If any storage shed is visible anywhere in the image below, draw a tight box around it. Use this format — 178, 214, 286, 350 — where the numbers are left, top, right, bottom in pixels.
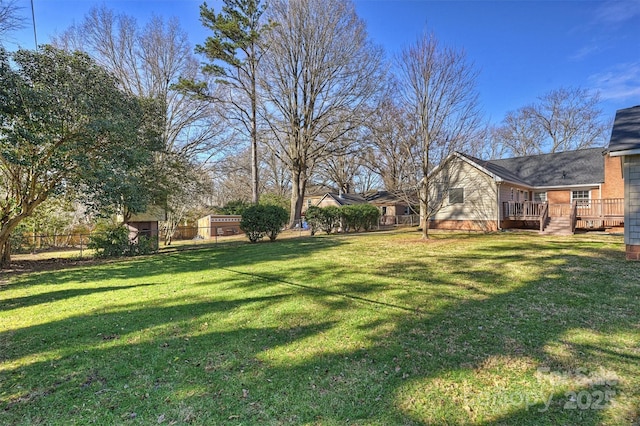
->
197, 215, 243, 239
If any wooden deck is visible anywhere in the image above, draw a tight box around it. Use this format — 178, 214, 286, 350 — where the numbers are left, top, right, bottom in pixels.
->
502, 199, 624, 231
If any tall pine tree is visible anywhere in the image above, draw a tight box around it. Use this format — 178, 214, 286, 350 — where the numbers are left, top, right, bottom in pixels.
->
197, 0, 270, 204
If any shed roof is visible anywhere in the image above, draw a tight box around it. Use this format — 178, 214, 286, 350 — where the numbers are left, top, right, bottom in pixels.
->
608, 105, 640, 154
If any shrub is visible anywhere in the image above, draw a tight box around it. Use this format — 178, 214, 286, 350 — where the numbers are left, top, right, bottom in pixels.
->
331, 204, 383, 233
359, 204, 381, 231
263, 205, 289, 241
88, 224, 130, 257
239, 206, 265, 243
304, 206, 323, 236
240, 204, 289, 243
320, 206, 341, 234
88, 223, 157, 257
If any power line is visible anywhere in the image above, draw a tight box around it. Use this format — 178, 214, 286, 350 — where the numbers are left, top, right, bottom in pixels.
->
30, 0, 37, 49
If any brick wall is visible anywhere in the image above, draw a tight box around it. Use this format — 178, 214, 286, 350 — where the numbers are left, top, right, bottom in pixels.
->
625, 155, 640, 260
547, 190, 570, 204
602, 153, 625, 199
428, 219, 498, 232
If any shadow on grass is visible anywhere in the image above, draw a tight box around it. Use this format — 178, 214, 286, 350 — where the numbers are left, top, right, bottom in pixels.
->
0, 283, 157, 313
1, 233, 638, 424
0, 236, 344, 301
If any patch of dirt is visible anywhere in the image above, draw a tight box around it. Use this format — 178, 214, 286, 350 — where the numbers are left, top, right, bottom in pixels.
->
0, 257, 106, 284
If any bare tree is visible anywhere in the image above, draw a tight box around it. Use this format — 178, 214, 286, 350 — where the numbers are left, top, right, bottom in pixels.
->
364, 88, 420, 192
260, 140, 291, 198
53, 6, 230, 241
53, 7, 223, 160
0, 0, 25, 44
494, 87, 610, 156
260, 0, 384, 226
396, 31, 482, 239
208, 148, 254, 206
492, 109, 545, 157
315, 125, 370, 194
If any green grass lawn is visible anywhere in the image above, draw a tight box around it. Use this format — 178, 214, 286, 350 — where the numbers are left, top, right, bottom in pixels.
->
1, 229, 639, 425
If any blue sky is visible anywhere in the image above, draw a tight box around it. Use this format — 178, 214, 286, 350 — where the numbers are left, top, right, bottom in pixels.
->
5, 0, 640, 125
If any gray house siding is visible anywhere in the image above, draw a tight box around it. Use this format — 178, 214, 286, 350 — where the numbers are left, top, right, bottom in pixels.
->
625, 156, 640, 244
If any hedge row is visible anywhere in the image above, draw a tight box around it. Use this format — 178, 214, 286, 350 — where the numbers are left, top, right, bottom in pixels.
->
305, 204, 380, 235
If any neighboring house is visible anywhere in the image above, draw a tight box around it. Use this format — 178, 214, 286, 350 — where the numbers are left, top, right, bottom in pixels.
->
301, 184, 337, 214
427, 147, 624, 234
607, 105, 640, 260
364, 190, 416, 226
315, 192, 368, 208
305, 191, 418, 226
197, 215, 243, 238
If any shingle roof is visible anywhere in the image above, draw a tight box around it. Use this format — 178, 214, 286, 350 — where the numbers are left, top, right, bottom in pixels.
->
364, 190, 407, 205
324, 192, 367, 206
608, 105, 640, 153
461, 147, 606, 187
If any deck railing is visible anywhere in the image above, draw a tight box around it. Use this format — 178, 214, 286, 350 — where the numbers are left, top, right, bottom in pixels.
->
502, 201, 546, 219
574, 198, 624, 219
503, 198, 624, 232
548, 203, 573, 217
570, 201, 578, 233
539, 202, 549, 232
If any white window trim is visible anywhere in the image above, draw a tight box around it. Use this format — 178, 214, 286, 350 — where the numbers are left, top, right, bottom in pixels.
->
571, 190, 591, 207
534, 191, 547, 202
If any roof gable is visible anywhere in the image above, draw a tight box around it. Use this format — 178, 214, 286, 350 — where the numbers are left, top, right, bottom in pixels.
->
320, 192, 367, 206
608, 105, 640, 154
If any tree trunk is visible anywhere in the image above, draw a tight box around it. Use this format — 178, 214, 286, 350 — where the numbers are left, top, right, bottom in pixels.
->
289, 169, 306, 228
250, 71, 260, 205
419, 180, 429, 239
0, 237, 11, 269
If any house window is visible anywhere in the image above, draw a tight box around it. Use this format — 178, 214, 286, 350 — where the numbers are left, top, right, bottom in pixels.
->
571, 190, 590, 207
404, 206, 411, 215
449, 188, 464, 204
381, 206, 387, 216
534, 192, 547, 202
307, 199, 312, 208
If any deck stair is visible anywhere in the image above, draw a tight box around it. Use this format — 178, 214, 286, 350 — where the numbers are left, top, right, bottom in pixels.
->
540, 216, 573, 235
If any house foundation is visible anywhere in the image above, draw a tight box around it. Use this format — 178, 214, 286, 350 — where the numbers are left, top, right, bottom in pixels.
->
428, 219, 498, 232
626, 245, 640, 261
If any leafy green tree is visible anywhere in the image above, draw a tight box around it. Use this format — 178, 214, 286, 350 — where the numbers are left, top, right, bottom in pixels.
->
196, 0, 271, 205
0, 46, 161, 267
